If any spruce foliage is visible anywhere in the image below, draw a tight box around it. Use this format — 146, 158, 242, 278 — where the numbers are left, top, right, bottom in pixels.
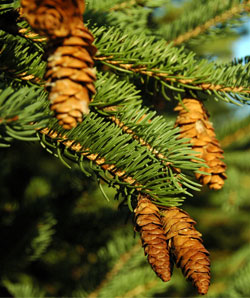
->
1, 0, 250, 296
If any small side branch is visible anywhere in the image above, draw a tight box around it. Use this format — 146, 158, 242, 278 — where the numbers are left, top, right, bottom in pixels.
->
109, 0, 142, 11
0, 116, 19, 124
40, 127, 141, 189
221, 123, 250, 148
109, 115, 179, 171
88, 242, 141, 298
95, 57, 250, 95
122, 279, 159, 297
173, 1, 250, 46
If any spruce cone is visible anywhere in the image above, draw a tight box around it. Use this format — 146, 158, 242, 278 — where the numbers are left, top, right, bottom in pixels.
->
134, 195, 173, 282
21, 0, 85, 38
161, 207, 210, 295
174, 98, 227, 190
21, 0, 97, 129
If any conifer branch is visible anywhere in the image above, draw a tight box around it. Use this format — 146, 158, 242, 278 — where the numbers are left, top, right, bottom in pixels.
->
2, 0, 250, 296
39, 127, 139, 186
18, 27, 47, 43
220, 123, 250, 148
107, 112, 202, 191
108, 114, 182, 174
36, 80, 200, 204
39, 125, 187, 206
86, 0, 125, 11
95, 56, 250, 97
172, 1, 250, 46
0, 7, 47, 43
0, 115, 19, 124
0, 86, 49, 145
0, 30, 46, 85
0, 71, 200, 199
92, 27, 250, 103
86, 0, 162, 12
1, 69, 43, 84
92, 76, 203, 189
109, 0, 142, 11
122, 279, 159, 297
88, 242, 141, 298
154, 0, 250, 45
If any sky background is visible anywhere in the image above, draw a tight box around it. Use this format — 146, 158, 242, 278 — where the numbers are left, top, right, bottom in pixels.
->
233, 19, 250, 58
232, 19, 250, 117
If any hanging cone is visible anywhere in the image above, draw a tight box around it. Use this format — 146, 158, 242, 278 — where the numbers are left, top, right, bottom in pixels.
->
21, 0, 97, 130
21, 0, 85, 38
161, 207, 210, 295
174, 98, 227, 190
134, 194, 173, 282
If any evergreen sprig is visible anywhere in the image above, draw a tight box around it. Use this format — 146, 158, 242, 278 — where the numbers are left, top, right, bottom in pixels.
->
219, 115, 250, 149
1, 0, 250, 296
36, 69, 204, 207
0, 30, 46, 85
39, 116, 192, 207
86, 231, 159, 298
0, 0, 19, 14
227, 253, 250, 297
154, 0, 250, 44
0, 86, 49, 146
3, 280, 46, 298
28, 212, 57, 262
86, 0, 126, 12
86, 0, 166, 12
92, 25, 250, 103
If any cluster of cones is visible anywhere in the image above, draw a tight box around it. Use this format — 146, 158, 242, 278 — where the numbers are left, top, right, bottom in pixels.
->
135, 194, 210, 295
174, 98, 227, 190
21, 0, 96, 129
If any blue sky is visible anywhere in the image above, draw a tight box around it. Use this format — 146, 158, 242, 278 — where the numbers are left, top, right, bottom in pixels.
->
233, 19, 250, 58
232, 19, 250, 117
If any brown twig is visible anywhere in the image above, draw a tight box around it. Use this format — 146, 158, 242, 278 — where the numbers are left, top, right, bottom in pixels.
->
108, 115, 180, 172
95, 56, 250, 94
18, 28, 47, 42
0, 116, 19, 124
0, 66, 43, 84
121, 279, 159, 297
109, 0, 141, 11
40, 127, 140, 187
88, 242, 141, 298
220, 123, 250, 148
173, 1, 250, 46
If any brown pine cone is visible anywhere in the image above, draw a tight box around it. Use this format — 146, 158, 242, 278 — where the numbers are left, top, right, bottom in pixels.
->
161, 207, 210, 295
174, 98, 227, 190
134, 195, 173, 282
21, 0, 85, 38
45, 20, 96, 129
21, 0, 97, 129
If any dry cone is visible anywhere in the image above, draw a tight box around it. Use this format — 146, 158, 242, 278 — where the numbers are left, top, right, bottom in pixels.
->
135, 195, 173, 282
161, 207, 210, 295
21, 0, 97, 129
174, 98, 227, 190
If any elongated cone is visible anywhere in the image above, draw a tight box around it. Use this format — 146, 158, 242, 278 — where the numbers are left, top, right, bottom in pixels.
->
161, 207, 210, 295
21, 0, 85, 38
174, 98, 227, 190
21, 0, 96, 129
134, 195, 173, 282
